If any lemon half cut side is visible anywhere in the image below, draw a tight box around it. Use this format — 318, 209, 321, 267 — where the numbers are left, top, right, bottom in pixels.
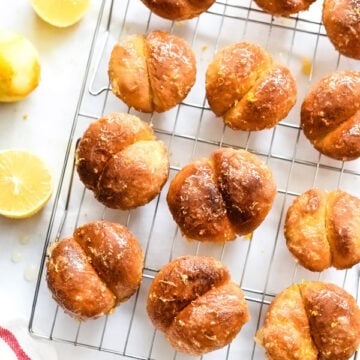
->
30, 0, 91, 28
0, 149, 53, 219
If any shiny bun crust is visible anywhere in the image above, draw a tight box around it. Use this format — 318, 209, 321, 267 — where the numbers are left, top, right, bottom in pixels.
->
76, 112, 169, 210
254, 0, 316, 16
205, 41, 297, 131
146, 255, 250, 355
166, 147, 277, 242
322, 0, 360, 60
108, 30, 196, 113
140, 0, 215, 20
256, 281, 360, 360
284, 188, 360, 271
301, 70, 360, 161
46, 221, 144, 320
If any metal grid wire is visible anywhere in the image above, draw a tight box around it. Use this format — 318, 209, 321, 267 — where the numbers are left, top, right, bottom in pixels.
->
29, 0, 360, 359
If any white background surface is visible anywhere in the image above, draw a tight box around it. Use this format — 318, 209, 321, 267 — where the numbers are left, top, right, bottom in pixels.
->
0, 1, 124, 358
1, 1, 360, 360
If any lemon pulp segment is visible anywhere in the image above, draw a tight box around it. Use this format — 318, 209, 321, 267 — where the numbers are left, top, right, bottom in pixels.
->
0, 150, 53, 218
30, 0, 91, 27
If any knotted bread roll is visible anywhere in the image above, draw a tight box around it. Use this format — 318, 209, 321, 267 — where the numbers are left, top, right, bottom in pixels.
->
147, 255, 250, 355
108, 30, 196, 113
46, 221, 144, 320
140, 0, 215, 20
205, 41, 297, 131
284, 188, 360, 271
76, 112, 169, 210
166, 147, 277, 242
301, 70, 360, 161
254, 0, 317, 16
256, 281, 360, 360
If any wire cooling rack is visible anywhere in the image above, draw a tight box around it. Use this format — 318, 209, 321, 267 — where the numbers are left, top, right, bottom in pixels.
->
29, 0, 360, 359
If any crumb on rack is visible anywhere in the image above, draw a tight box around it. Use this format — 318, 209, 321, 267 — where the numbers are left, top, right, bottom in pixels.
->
302, 57, 312, 76
243, 233, 252, 240
201, 45, 208, 52
22, 114, 28, 120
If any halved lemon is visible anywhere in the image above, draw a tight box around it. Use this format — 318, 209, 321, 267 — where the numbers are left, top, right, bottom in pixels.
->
30, 0, 91, 28
0, 31, 41, 102
0, 149, 53, 219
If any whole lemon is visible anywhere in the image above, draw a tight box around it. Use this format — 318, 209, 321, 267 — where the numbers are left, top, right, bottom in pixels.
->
30, 0, 91, 28
0, 31, 41, 102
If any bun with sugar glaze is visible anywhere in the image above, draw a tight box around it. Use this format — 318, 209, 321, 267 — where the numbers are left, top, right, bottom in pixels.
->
147, 255, 250, 355
167, 147, 277, 242
46, 221, 144, 320
108, 30, 196, 113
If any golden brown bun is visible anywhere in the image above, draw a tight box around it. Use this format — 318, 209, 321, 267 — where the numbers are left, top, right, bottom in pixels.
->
166, 147, 277, 242
322, 0, 360, 60
76, 112, 154, 191
140, 0, 215, 20
76, 112, 169, 210
46, 238, 116, 321
256, 284, 318, 359
285, 188, 331, 272
301, 70, 360, 161
108, 30, 196, 113
46, 221, 144, 320
254, 0, 316, 16
73, 221, 144, 303
326, 190, 360, 269
256, 281, 360, 360
285, 188, 360, 271
167, 157, 236, 242
146, 255, 250, 355
96, 140, 169, 209
205, 42, 297, 131
300, 281, 360, 360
